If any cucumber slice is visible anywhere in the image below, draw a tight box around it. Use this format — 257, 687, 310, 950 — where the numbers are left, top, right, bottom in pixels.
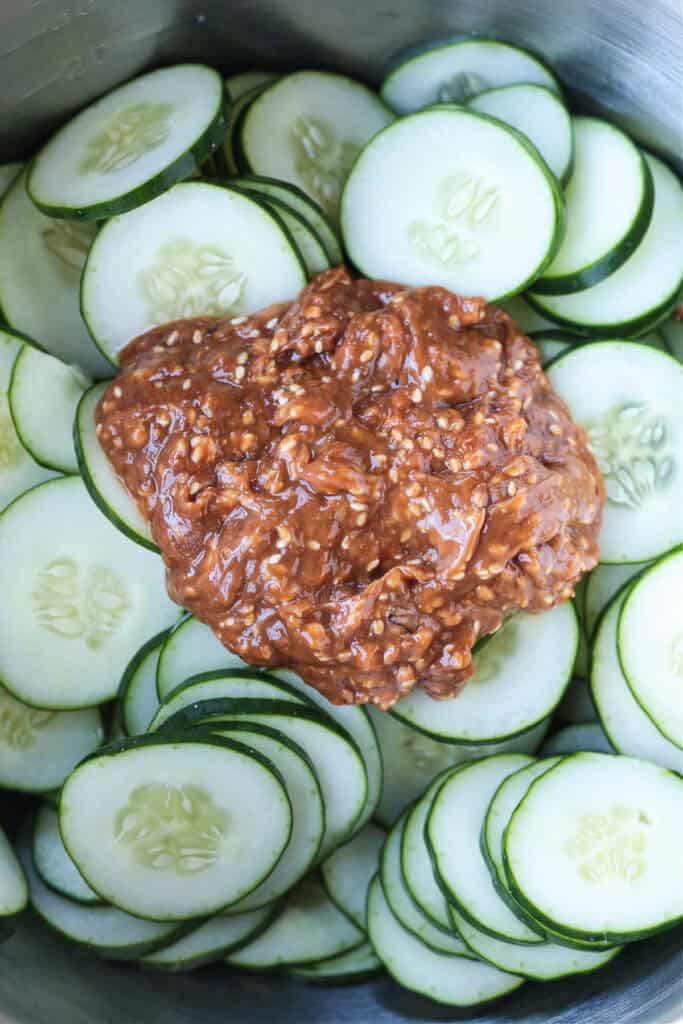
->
226, 71, 280, 101
541, 723, 614, 756
16, 823, 183, 958
367, 876, 524, 1006
369, 705, 548, 827
162, 698, 368, 858
75, 382, 156, 551
236, 188, 330, 276
591, 587, 683, 773
547, 342, 683, 563
391, 603, 578, 742
528, 328, 581, 368
497, 294, 555, 333
227, 873, 364, 968
555, 678, 598, 724
427, 755, 544, 944
505, 752, 683, 942
157, 614, 247, 700
32, 804, 100, 904
381, 813, 472, 956
28, 64, 228, 220
239, 71, 393, 218
289, 939, 380, 982
212, 722, 324, 911
483, 758, 561, 912
119, 631, 167, 736
0, 685, 102, 791
0, 172, 110, 378
381, 38, 560, 113
469, 84, 573, 185
618, 549, 683, 748
150, 669, 307, 732
342, 107, 563, 301
584, 561, 649, 640
321, 822, 385, 929
9, 344, 89, 474
534, 119, 654, 294
81, 182, 306, 365
0, 162, 22, 198
0, 330, 56, 512
60, 735, 292, 921
401, 770, 460, 932
529, 154, 683, 336
661, 316, 683, 362
0, 825, 28, 931
272, 668, 382, 831
0, 475, 179, 708
451, 906, 620, 981
234, 175, 343, 265
141, 903, 277, 971
223, 81, 276, 175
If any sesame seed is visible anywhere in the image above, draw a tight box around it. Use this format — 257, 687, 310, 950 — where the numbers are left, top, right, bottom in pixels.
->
182, 379, 192, 391
371, 619, 384, 635
268, 554, 282, 565
266, 317, 279, 329
436, 415, 449, 429
349, 500, 367, 512
192, 329, 202, 345
314, 340, 324, 353
448, 314, 460, 329
113, 385, 123, 399
400, 528, 412, 543
406, 483, 422, 497
351, 368, 361, 383
235, 365, 246, 382
360, 349, 373, 364
422, 366, 434, 383
419, 436, 433, 451
341, 535, 351, 550
411, 388, 423, 404
321, 375, 332, 384
231, 315, 247, 325
366, 558, 380, 572
307, 539, 321, 551
401, 438, 415, 452
508, 482, 517, 496
549, 423, 562, 436
356, 512, 368, 527
432, 447, 445, 459
236, 351, 248, 365
189, 481, 201, 496
166, 330, 179, 347
153, 344, 165, 353
447, 457, 461, 473
513, 359, 524, 370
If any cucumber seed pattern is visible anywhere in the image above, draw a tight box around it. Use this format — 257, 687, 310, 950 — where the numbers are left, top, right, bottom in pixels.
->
0, 398, 22, 473
41, 219, 96, 284
32, 558, 130, 648
409, 171, 501, 269
138, 239, 247, 323
0, 687, 55, 750
437, 72, 489, 104
564, 803, 650, 883
115, 783, 229, 873
80, 102, 174, 174
585, 402, 673, 509
291, 115, 359, 215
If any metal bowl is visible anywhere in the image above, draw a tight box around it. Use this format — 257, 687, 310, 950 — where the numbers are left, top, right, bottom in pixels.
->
0, 1, 681, 1021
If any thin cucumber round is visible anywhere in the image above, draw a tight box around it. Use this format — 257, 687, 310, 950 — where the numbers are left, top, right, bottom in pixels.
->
391, 603, 578, 742
229, 186, 330, 276
210, 723, 324, 912
32, 804, 100, 905
141, 903, 277, 971
534, 118, 654, 294
80, 182, 306, 365
226, 873, 364, 969
161, 697, 368, 858
0, 825, 28, 934
367, 876, 524, 1007
223, 82, 274, 175
60, 735, 292, 921
226, 71, 280, 102
505, 753, 683, 943
233, 175, 343, 265
591, 586, 683, 772
400, 770, 460, 932
380, 813, 473, 956
0, 685, 103, 792
150, 669, 307, 732
451, 906, 620, 981
0, 476, 179, 708
118, 630, 167, 737
321, 821, 385, 930
272, 668, 382, 831
426, 755, 544, 945
547, 342, 683, 563
369, 705, 548, 827
661, 316, 683, 362
16, 823, 184, 958
0, 162, 22, 198
469, 84, 573, 185
528, 328, 580, 367
0, 172, 110, 378
156, 614, 247, 700
9, 344, 89, 474
240, 71, 393, 219
0, 330, 56, 512
28, 64, 228, 220
583, 561, 649, 641
381, 38, 560, 113
541, 723, 614, 756
618, 549, 683, 748
75, 382, 156, 551
529, 154, 683, 336
342, 106, 563, 301
288, 940, 381, 983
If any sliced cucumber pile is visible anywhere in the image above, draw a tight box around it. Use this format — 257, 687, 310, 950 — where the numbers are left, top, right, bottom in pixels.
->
321, 822, 385, 929
32, 803, 100, 904
381, 38, 561, 113
141, 903, 277, 971
541, 722, 614, 756
156, 615, 248, 700
288, 940, 381, 983
118, 631, 168, 736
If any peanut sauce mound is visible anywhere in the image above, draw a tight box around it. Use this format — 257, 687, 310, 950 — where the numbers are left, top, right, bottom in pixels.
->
97, 269, 604, 709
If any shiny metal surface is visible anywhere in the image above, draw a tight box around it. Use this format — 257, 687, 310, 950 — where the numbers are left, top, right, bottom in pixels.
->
0, 1, 682, 1021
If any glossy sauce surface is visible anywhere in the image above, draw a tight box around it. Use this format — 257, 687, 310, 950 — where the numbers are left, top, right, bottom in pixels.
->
97, 269, 603, 708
